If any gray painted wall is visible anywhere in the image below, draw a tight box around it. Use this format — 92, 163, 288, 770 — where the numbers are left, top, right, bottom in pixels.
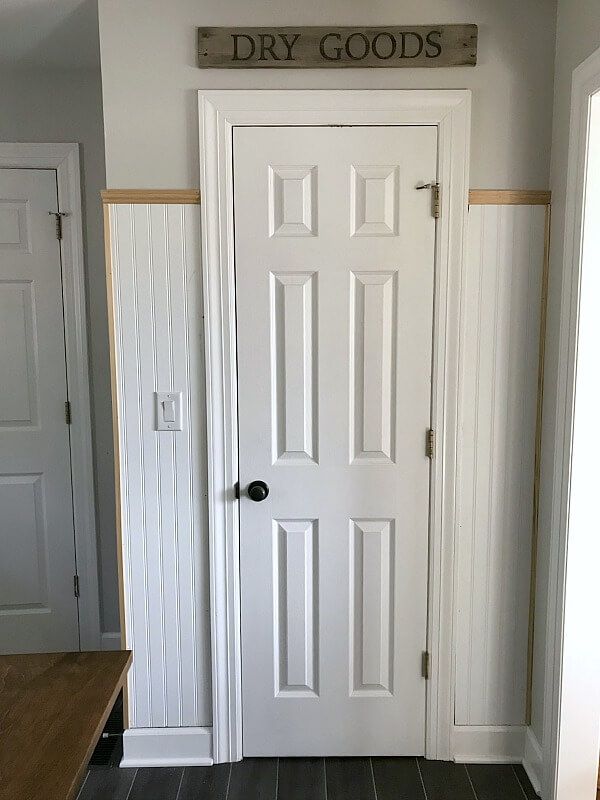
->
0, 68, 120, 633
98, 0, 557, 189
531, 0, 600, 745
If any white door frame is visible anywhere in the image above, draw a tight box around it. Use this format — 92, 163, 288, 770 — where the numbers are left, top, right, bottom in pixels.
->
542, 47, 600, 800
0, 142, 101, 651
198, 89, 471, 764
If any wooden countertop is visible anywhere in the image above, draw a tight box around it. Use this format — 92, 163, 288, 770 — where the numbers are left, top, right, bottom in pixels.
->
0, 650, 131, 800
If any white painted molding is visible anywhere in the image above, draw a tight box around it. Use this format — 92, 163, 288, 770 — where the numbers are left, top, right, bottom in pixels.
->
0, 142, 100, 651
101, 632, 122, 651
121, 727, 213, 767
198, 89, 471, 763
523, 727, 543, 796
543, 44, 600, 800
452, 725, 526, 764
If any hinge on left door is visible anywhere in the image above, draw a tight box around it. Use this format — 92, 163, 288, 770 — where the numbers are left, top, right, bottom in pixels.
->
73, 574, 80, 598
421, 651, 430, 680
49, 211, 68, 240
65, 400, 72, 425
426, 428, 435, 459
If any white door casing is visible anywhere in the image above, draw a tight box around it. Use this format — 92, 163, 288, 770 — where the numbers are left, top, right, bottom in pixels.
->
235, 125, 436, 756
543, 47, 600, 800
198, 90, 471, 763
0, 168, 79, 652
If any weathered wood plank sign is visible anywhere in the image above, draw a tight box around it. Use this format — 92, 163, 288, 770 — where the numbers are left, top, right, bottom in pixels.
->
197, 25, 477, 69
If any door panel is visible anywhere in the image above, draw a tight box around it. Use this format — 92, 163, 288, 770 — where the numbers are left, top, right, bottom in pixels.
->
235, 126, 437, 756
0, 168, 79, 653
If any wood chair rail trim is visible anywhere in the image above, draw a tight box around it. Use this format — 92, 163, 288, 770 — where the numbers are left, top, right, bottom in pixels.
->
101, 189, 549, 206
469, 189, 551, 205
101, 189, 201, 204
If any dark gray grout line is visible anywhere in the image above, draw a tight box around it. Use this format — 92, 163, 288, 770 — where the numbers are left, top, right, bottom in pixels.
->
224, 761, 233, 800
75, 771, 89, 800
124, 768, 138, 800
173, 767, 185, 800
369, 757, 378, 800
415, 758, 429, 800
511, 764, 531, 800
323, 757, 328, 800
275, 757, 279, 800
463, 764, 479, 800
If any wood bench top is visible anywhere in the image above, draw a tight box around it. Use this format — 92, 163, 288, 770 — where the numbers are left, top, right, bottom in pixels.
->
0, 650, 131, 800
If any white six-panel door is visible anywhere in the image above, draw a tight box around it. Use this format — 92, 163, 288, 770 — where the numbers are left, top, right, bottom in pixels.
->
234, 126, 437, 756
0, 168, 79, 653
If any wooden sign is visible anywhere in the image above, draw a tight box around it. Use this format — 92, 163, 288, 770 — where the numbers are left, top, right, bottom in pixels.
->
198, 25, 477, 69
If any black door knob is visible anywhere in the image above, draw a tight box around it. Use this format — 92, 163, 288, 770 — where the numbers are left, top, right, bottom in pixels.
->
247, 480, 269, 502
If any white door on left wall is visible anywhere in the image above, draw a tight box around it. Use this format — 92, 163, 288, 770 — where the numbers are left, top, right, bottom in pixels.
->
0, 168, 79, 653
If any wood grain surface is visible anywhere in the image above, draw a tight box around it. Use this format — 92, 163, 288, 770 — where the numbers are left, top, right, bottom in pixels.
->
0, 651, 131, 800
469, 189, 551, 205
198, 26, 477, 68
101, 189, 200, 204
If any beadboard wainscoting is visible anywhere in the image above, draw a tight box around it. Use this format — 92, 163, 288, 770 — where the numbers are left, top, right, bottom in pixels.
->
454, 201, 548, 757
104, 191, 548, 766
104, 199, 212, 765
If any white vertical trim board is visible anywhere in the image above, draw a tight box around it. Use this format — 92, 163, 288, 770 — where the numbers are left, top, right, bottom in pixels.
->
198, 89, 471, 763
542, 45, 600, 800
101, 632, 122, 651
0, 142, 100, 650
456, 204, 546, 727
107, 203, 211, 731
452, 725, 526, 764
121, 726, 213, 767
523, 726, 543, 796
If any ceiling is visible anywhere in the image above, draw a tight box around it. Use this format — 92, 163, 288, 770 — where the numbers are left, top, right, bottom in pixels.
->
0, 0, 101, 70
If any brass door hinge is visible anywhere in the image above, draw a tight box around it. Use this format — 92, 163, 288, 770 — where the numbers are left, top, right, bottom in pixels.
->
65, 400, 72, 425
416, 182, 441, 219
73, 574, 80, 598
426, 428, 435, 459
49, 211, 68, 240
421, 651, 430, 680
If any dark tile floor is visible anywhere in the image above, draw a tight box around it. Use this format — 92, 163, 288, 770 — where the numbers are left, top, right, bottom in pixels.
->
77, 758, 539, 800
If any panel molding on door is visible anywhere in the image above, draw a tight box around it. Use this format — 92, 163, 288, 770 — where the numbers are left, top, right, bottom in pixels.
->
273, 518, 319, 697
270, 271, 318, 465
0, 473, 48, 610
349, 518, 395, 697
349, 270, 398, 464
0, 280, 39, 428
350, 165, 399, 237
268, 165, 318, 238
0, 199, 31, 252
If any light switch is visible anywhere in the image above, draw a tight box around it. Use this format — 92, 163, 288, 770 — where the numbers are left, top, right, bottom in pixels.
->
162, 399, 175, 423
155, 391, 182, 431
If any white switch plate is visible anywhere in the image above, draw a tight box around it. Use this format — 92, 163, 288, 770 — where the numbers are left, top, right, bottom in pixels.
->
155, 391, 182, 431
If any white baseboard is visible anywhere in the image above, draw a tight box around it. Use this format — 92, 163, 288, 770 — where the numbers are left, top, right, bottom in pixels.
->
101, 631, 122, 650
452, 725, 526, 763
121, 726, 213, 767
522, 727, 543, 796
